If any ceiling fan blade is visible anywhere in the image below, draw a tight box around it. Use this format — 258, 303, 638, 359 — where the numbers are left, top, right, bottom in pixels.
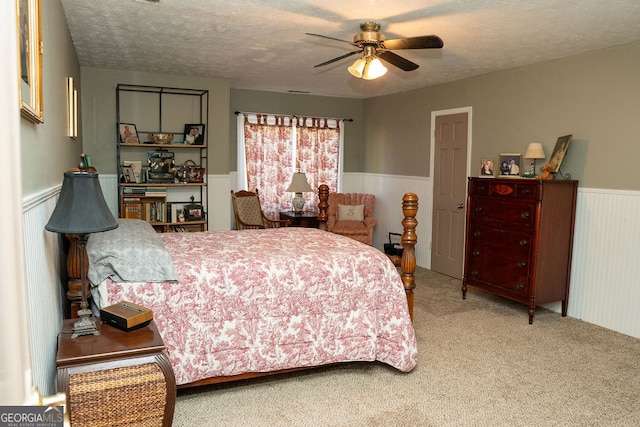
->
306, 33, 354, 45
377, 51, 420, 71
314, 50, 361, 68
382, 35, 444, 50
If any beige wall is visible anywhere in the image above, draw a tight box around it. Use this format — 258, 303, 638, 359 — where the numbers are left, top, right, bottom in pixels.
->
80, 68, 230, 174
81, 40, 640, 190
21, 0, 82, 196
363, 41, 640, 190
230, 89, 364, 172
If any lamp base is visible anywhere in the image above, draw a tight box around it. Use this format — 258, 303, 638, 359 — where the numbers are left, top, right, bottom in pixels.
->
71, 310, 100, 339
292, 192, 305, 213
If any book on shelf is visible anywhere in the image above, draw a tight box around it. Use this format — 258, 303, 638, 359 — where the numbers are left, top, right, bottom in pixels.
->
145, 187, 167, 196
122, 194, 166, 223
122, 187, 146, 194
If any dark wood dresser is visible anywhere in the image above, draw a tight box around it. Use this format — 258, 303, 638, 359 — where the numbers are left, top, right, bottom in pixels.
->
462, 177, 578, 323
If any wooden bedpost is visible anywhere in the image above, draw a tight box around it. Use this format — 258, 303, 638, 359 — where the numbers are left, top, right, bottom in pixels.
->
317, 184, 329, 231
400, 193, 418, 321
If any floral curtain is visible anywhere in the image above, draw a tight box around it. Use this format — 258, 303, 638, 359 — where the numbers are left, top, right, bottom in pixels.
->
239, 113, 342, 218
295, 117, 341, 210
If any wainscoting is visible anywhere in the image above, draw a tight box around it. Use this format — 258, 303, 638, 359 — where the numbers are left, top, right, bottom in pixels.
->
564, 187, 640, 338
23, 187, 66, 396
345, 173, 431, 268
23, 176, 640, 395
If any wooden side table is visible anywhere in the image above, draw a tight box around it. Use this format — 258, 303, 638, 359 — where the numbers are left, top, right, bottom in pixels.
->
56, 319, 176, 426
279, 210, 320, 228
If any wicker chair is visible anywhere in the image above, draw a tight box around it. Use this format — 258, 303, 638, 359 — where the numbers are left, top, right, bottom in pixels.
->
231, 190, 291, 229
326, 193, 377, 245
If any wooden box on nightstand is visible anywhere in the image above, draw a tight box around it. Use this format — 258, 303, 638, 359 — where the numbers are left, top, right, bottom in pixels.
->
56, 319, 176, 426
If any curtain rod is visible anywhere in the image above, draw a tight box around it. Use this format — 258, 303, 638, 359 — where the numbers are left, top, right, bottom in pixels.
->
234, 111, 353, 122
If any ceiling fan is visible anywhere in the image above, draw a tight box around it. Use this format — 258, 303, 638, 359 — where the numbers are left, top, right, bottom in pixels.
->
306, 22, 443, 79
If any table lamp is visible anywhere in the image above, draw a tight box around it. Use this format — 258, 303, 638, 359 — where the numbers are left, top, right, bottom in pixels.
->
286, 171, 313, 213
46, 170, 118, 338
524, 142, 546, 177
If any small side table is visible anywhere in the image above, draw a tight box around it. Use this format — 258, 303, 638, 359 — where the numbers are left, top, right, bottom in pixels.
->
56, 319, 176, 426
280, 210, 320, 228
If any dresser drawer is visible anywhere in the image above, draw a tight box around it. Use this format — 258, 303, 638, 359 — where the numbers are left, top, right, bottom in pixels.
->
466, 226, 532, 296
469, 198, 536, 226
470, 179, 538, 200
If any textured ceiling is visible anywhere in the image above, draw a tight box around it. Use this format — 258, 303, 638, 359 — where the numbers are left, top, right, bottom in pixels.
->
61, 0, 640, 99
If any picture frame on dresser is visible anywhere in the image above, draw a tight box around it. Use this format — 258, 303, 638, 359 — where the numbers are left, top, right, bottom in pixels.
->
498, 153, 522, 177
480, 159, 494, 177
547, 134, 573, 174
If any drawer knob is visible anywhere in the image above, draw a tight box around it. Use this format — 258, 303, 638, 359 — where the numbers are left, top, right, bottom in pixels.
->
515, 283, 525, 290
472, 251, 480, 257
474, 207, 483, 213
521, 211, 530, 219
519, 239, 528, 246
521, 188, 530, 194
473, 231, 481, 237
518, 261, 527, 268
471, 270, 479, 277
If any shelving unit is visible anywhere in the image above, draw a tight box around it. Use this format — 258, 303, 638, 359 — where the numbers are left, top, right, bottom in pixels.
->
116, 84, 208, 232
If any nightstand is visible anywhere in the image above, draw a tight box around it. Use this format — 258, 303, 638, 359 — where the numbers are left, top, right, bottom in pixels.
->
56, 319, 176, 426
279, 210, 320, 228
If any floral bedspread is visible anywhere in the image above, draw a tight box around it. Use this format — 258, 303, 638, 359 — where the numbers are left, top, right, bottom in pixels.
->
98, 228, 417, 385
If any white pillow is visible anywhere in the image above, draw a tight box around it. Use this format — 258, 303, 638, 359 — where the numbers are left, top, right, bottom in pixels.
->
337, 204, 365, 221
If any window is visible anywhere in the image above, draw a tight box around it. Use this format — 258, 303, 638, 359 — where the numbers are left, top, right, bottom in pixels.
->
237, 113, 343, 217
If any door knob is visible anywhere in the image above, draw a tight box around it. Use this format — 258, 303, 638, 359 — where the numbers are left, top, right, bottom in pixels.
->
457, 203, 464, 209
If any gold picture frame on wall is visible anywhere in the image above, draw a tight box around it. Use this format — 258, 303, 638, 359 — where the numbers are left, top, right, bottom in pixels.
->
18, 0, 44, 123
67, 77, 78, 138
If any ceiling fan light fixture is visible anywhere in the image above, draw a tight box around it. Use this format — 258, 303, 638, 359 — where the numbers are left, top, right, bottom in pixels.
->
348, 58, 366, 78
348, 45, 387, 80
362, 57, 387, 80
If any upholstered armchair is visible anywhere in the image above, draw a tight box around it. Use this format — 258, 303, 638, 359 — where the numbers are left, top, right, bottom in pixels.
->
326, 193, 376, 245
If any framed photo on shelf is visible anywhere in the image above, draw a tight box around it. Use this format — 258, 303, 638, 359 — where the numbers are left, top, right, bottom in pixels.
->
119, 123, 139, 144
183, 124, 205, 145
498, 153, 522, 177
547, 134, 573, 174
121, 164, 136, 183
479, 159, 494, 177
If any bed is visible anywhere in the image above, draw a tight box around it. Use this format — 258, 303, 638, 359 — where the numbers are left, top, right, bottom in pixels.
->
84, 188, 419, 388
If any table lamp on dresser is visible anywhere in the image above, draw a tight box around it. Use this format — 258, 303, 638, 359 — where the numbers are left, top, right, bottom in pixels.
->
524, 142, 546, 177
46, 170, 118, 338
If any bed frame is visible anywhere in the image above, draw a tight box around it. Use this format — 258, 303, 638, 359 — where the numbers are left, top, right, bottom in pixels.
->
65, 186, 418, 388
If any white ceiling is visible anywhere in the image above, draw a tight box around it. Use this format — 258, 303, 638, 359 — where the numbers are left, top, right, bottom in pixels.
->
61, 0, 640, 99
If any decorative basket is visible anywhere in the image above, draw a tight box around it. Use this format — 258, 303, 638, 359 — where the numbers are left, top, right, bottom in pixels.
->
176, 159, 205, 183
147, 133, 174, 144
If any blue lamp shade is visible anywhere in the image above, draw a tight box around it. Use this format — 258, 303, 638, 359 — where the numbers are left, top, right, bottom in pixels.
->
45, 171, 118, 234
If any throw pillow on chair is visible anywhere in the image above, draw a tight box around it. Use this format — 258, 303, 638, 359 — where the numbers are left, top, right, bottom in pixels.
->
337, 204, 364, 221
